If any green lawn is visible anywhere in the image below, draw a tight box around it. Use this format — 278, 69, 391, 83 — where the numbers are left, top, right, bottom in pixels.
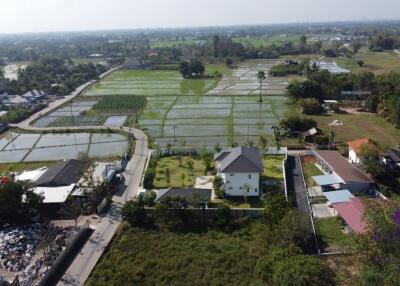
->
153, 156, 207, 188
308, 113, 400, 148
261, 154, 285, 192
263, 155, 285, 181
301, 161, 323, 187
85, 222, 269, 286
316, 218, 354, 251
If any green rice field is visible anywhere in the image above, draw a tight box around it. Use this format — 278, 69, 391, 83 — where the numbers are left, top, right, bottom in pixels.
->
37, 60, 296, 147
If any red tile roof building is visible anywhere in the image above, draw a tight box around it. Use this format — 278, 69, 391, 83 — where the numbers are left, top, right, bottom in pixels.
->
333, 197, 368, 234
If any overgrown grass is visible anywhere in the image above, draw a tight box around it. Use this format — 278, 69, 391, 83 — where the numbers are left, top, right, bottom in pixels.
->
316, 218, 354, 252
0, 161, 57, 174
153, 156, 206, 188
85, 221, 268, 286
301, 161, 323, 187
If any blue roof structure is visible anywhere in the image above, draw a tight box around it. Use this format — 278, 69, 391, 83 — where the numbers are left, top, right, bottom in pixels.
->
323, 190, 354, 204
312, 174, 344, 186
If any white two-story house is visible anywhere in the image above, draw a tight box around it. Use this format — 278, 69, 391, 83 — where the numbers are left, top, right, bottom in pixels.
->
214, 147, 263, 197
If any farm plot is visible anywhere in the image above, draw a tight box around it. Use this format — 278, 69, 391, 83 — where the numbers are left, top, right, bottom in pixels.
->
103, 116, 128, 127
93, 95, 147, 114
83, 70, 218, 97
205, 60, 289, 96
140, 95, 292, 148
0, 131, 129, 163
48, 116, 106, 127
33, 99, 99, 127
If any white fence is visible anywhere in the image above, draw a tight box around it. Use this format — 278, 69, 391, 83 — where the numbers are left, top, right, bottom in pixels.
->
265, 147, 288, 155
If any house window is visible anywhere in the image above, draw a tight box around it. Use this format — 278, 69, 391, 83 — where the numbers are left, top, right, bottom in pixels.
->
230, 174, 235, 176
248, 174, 252, 179
255, 188, 258, 193
228, 187, 233, 190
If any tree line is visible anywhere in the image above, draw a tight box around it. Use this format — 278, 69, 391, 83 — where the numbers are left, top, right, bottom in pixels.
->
287, 69, 400, 127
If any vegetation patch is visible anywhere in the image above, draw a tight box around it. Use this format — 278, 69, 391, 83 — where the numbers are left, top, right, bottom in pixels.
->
153, 156, 206, 188
316, 217, 354, 252
92, 95, 147, 122
301, 160, 323, 187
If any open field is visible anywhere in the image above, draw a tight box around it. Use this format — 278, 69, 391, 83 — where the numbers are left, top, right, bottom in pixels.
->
84, 70, 218, 97
85, 222, 269, 286
153, 156, 206, 188
141, 60, 296, 147
308, 113, 400, 148
0, 131, 128, 163
149, 38, 203, 48
337, 49, 400, 74
232, 34, 301, 47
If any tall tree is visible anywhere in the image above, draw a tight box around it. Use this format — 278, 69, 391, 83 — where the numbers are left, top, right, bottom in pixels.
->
257, 71, 266, 102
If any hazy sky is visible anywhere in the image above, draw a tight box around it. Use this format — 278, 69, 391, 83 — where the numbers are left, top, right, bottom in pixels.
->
0, 0, 399, 34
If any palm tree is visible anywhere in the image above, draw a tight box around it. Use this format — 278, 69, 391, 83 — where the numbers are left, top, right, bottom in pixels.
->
256, 71, 266, 103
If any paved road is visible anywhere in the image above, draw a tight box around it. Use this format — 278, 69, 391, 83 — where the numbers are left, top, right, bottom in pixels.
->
285, 155, 310, 214
13, 123, 148, 286
57, 127, 148, 286
10, 66, 149, 286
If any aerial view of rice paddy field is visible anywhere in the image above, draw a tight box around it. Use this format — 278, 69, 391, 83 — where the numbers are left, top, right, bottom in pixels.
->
33, 59, 298, 147
0, 131, 129, 163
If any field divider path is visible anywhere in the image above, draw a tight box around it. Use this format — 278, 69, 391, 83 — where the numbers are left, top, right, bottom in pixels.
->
160, 95, 180, 138
21, 133, 43, 161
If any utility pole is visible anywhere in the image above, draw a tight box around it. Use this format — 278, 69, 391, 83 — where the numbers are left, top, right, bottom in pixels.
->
173, 125, 176, 146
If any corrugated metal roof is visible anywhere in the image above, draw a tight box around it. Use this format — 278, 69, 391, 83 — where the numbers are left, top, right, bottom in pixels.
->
36, 159, 87, 187
314, 150, 372, 183
313, 174, 344, 186
34, 184, 76, 204
387, 148, 400, 163
333, 197, 367, 233
323, 189, 354, 204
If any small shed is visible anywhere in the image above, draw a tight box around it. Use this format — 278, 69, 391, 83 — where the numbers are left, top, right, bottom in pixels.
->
323, 189, 354, 204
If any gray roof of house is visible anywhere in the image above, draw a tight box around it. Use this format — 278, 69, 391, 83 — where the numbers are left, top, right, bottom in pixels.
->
156, 188, 212, 202
36, 159, 88, 187
215, 147, 263, 173
22, 90, 45, 98
387, 148, 400, 163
